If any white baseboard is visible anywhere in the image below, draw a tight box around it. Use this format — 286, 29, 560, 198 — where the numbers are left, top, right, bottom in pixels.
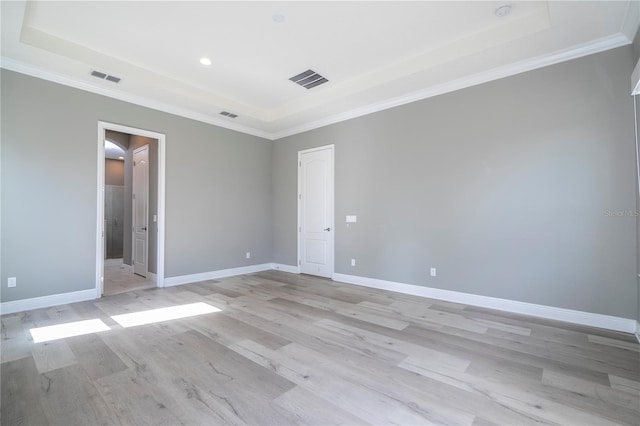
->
0, 289, 97, 316
270, 263, 300, 274
2, 267, 634, 337
164, 263, 273, 287
333, 273, 637, 334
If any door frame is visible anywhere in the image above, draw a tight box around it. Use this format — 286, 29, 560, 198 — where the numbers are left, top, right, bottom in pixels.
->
96, 121, 166, 297
297, 144, 335, 278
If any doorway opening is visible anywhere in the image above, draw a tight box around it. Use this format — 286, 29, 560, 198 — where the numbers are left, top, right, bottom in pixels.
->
96, 122, 166, 297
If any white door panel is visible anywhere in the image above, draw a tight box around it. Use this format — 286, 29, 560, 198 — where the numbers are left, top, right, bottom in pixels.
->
304, 239, 328, 265
299, 146, 333, 278
133, 145, 149, 277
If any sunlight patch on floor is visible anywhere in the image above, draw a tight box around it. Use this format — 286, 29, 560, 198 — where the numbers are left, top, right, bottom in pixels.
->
111, 302, 221, 328
30, 319, 111, 343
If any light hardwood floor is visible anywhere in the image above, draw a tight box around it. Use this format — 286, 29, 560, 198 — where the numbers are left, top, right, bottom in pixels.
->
104, 258, 155, 296
2, 270, 639, 425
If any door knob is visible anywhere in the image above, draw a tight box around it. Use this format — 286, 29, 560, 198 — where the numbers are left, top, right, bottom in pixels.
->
324, 227, 331, 231
142, 227, 147, 231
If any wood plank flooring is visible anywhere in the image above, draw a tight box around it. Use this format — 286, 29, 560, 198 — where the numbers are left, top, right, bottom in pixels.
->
104, 258, 155, 296
1, 270, 639, 425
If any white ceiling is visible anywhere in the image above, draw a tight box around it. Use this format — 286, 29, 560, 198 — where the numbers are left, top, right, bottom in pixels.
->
2, 1, 639, 140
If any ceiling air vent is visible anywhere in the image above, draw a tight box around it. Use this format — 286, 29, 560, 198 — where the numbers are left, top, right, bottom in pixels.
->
91, 70, 121, 83
289, 69, 328, 89
220, 111, 238, 118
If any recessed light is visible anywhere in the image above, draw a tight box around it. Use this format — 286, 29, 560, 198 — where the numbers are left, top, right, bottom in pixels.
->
118, 156, 124, 160
495, 5, 512, 18
200, 57, 212, 66
272, 14, 285, 23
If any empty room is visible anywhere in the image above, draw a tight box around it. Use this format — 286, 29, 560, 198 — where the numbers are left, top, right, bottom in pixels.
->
1, 1, 639, 425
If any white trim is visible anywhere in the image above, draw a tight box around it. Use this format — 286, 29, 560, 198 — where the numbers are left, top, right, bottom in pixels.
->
164, 263, 273, 287
297, 145, 335, 279
271, 34, 631, 140
0, 57, 272, 140
0, 289, 96, 316
1, 33, 630, 141
97, 122, 166, 296
96, 127, 106, 298
635, 322, 640, 344
632, 59, 640, 95
270, 263, 300, 274
621, 0, 640, 42
332, 273, 637, 334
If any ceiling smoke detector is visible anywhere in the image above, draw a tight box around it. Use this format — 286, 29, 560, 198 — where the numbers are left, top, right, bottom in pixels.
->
495, 5, 512, 18
289, 69, 329, 89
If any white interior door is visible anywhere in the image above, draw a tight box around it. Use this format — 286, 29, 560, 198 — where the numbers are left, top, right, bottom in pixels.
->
133, 145, 149, 277
298, 145, 334, 278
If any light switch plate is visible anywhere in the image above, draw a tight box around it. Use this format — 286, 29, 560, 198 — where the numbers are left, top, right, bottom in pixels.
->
346, 215, 357, 223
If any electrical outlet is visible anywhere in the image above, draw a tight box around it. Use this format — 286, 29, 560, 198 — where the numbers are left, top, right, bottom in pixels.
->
430, 267, 436, 277
8, 277, 16, 288
351, 259, 356, 267
246, 252, 251, 259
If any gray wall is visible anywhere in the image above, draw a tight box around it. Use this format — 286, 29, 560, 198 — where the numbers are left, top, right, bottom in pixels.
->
1, 45, 637, 321
105, 159, 124, 186
1, 69, 272, 302
105, 130, 130, 151
273, 46, 637, 319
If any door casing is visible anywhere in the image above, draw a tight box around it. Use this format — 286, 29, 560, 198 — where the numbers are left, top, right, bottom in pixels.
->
96, 121, 166, 297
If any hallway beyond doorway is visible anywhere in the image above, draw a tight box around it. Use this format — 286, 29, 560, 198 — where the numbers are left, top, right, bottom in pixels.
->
104, 258, 155, 296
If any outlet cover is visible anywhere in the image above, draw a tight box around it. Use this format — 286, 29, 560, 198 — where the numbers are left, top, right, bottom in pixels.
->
351, 259, 356, 266
246, 252, 251, 259
430, 268, 436, 277
8, 277, 16, 288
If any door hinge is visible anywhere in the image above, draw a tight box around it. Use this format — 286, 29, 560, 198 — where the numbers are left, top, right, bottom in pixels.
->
298, 194, 302, 200
298, 226, 301, 232
299, 161, 301, 167
298, 260, 301, 266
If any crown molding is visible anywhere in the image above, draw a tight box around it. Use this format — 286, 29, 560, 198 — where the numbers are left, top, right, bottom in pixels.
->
621, 0, 640, 41
2, 32, 632, 142
0, 56, 273, 140
272, 33, 631, 140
